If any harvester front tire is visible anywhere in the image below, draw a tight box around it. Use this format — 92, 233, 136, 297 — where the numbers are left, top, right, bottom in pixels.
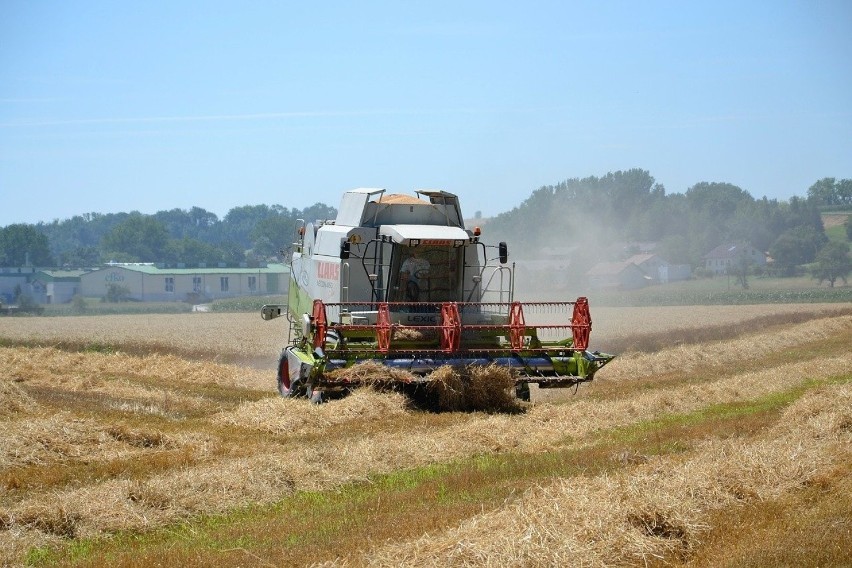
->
277, 350, 302, 398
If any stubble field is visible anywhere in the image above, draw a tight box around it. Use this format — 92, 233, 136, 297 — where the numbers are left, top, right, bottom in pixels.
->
1, 303, 851, 567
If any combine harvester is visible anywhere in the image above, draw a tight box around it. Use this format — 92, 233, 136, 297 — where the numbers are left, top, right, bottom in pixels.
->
261, 189, 613, 403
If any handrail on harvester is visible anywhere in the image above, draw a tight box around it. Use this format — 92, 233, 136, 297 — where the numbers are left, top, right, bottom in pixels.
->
308, 297, 593, 354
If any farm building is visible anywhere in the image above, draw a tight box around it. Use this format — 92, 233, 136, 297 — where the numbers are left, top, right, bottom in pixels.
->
624, 254, 692, 284
586, 253, 690, 289
585, 261, 651, 290
623, 254, 667, 283
0, 267, 38, 304
0, 268, 83, 305
658, 263, 693, 283
79, 263, 289, 302
30, 270, 85, 304
704, 243, 767, 275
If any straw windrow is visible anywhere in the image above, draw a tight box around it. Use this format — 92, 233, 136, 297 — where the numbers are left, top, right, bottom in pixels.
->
353, 383, 852, 567
0, 379, 38, 418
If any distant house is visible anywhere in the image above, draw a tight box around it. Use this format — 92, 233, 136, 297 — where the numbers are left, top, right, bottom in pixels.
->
703, 243, 767, 275
586, 253, 691, 289
624, 254, 667, 283
658, 264, 693, 283
623, 253, 692, 283
80, 263, 290, 302
585, 261, 650, 290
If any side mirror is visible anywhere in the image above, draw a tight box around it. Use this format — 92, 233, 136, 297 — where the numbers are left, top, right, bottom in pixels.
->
340, 241, 351, 260
498, 242, 508, 264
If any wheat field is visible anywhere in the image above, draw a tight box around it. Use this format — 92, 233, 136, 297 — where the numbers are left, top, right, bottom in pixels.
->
1, 304, 851, 567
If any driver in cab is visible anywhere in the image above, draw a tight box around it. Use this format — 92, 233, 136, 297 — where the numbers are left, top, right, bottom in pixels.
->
399, 248, 430, 301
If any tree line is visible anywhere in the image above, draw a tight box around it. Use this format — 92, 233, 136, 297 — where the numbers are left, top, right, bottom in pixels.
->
485, 171, 851, 279
806, 178, 852, 208
0, 203, 336, 267
1, 173, 849, 281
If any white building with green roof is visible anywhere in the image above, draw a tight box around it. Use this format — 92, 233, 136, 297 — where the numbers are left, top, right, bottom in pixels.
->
80, 263, 289, 302
31, 270, 86, 304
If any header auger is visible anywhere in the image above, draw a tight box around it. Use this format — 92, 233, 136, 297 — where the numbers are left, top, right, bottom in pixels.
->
261, 188, 613, 403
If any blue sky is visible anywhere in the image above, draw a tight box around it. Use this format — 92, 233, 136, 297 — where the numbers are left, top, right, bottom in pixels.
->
1, 0, 851, 226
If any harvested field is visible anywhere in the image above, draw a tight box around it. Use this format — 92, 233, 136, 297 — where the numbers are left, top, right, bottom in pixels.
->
0, 304, 850, 567
0, 312, 290, 367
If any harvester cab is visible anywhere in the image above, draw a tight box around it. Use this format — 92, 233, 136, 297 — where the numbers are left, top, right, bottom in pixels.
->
261, 188, 613, 401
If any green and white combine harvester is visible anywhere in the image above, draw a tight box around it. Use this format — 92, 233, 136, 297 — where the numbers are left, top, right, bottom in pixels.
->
261, 189, 614, 402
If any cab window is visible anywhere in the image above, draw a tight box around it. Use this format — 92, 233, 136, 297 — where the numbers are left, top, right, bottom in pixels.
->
391, 245, 460, 302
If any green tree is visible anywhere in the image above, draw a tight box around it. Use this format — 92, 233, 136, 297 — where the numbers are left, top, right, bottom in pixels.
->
685, 182, 753, 219
787, 196, 825, 236
487, 169, 665, 252
163, 237, 223, 264
840, 179, 852, 207
153, 207, 220, 241
731, 249, 752, 289
807, 177, 839, 206
729, 200, 775, 252
811, 241, 851, 287
101, 214, 170, 261
218, 241, 247, 265
807, 177, 852, 208
38, 212, 128, 263
597, 169, 664, 230
770, 226, 826, 276
103, 283, 132, 302
59, 245, 101, 267
222, 204, 284, 248
658, 234, 691, 265
301, 203, 337, 224
0, 224, 54, 266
